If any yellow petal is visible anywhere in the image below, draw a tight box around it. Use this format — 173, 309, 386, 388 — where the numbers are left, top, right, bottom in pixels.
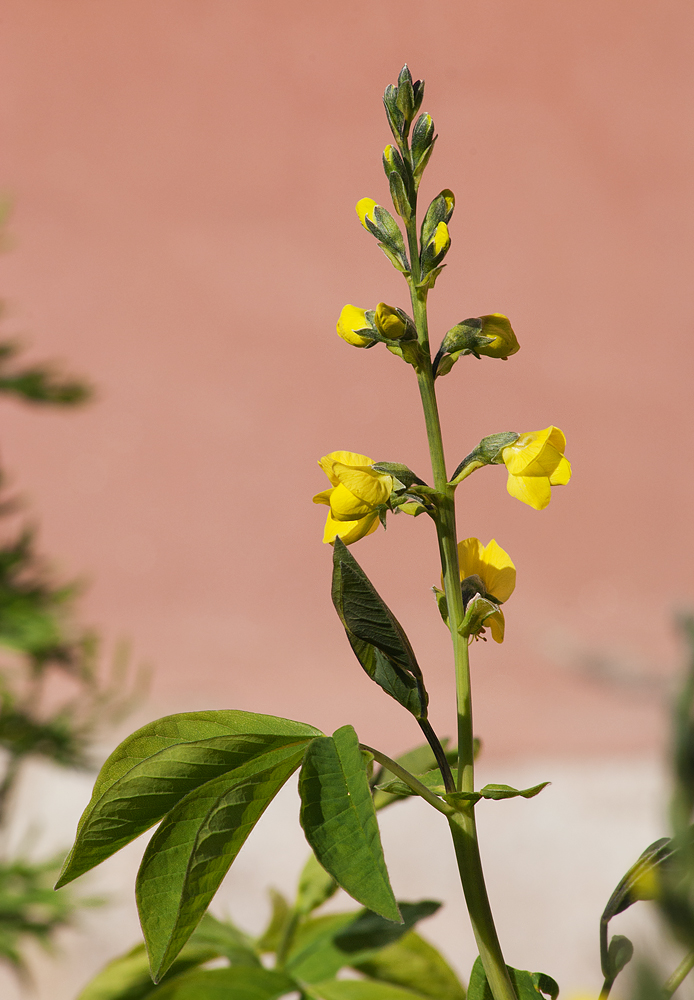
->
479, 539, 516, 603
457, 537, 486, 582
374, 302, 407, 340
506, 472, 552, 510
501, 427, 553, 475
549, 456, 572, 486
356, 198, 378, 230
332, 463, 392, 506
322, 511, 380, 545
546, 426, 567, 455
487, 609, 505, 643
432, 221, 450, 255
312, 488, 334, 507
329, 482, 374, 521
337, 304, 373, 348
318, 451, 374, 487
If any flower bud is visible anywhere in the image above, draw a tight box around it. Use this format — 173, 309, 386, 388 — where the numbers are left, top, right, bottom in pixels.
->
356, 198, 378, 232
374, 302, 412, 341
434, 314, 520, 376
336, 305, 376, 348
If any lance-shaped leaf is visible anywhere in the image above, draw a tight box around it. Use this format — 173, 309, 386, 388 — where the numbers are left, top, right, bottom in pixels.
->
57, 711, 321, 887
300, 725, 400, 923
137, 743, 309, 981
352, 930, 466, 1000
152, 966, 298, 1000
332, 539, 428, 719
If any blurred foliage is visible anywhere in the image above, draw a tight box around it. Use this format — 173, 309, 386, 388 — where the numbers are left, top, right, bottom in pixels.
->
599, 615, 694, 999
0, 201, 143, 983
76, 852, 466, 1000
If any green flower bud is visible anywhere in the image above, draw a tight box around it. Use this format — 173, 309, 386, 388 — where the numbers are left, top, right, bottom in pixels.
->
355, 198, 410, 273
434, 314, 520, 376
420, 190, 455, 249
411, 113, 435, 164
382, 144, 406, 181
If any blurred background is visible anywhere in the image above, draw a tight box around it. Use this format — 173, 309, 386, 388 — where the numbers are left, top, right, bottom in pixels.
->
0, 0, 692, 996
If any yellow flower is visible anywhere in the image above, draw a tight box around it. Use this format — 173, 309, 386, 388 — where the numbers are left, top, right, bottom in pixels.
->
374, 302, 408, 340
337, 305, 374, 348
457, 537, 516, 643
501, 426, 571, 510
356, 198, 378, 230
313, 451, 393, 545
477, 315, 520, 359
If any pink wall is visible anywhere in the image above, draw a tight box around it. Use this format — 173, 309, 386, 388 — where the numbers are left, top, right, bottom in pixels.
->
0, 1, 692, 758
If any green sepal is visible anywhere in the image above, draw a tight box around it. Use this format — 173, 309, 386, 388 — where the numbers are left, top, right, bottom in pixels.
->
372, 463, 428, 491
415, 264, 445, 290
467, 957, 556, 1000
411, 114, 435, 168
419, 190, 454, 250
458, 594, 502, 639
331, 538, 428, 719
363, 206, 409, 270
383, 86, 405, 143
449, 432, 520, 485
299, 725, 401, 923
378, 243, 410, 275
388, 172, 411, 222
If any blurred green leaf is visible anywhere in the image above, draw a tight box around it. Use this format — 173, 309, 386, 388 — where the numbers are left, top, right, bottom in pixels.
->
296, 851, 339, 917
152, 966, 297, 1000
300, 726, 400, 923
353, 930, 466, 1000
310, 980, 431, 1000
256, 888, 292, 953
467, 959, 548, 1000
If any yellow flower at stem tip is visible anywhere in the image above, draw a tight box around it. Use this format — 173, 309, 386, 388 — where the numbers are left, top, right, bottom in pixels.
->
356, 198, 378, 230
501, 426, 571, 511
457, 538, 516, 643
337, 305, 373, 348
313, 451, 393, 545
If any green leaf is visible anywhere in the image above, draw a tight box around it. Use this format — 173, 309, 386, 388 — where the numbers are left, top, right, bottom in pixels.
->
353, 930, 466, 1000
286, 912, 358, 983
467, 958, 550, 1000
58, 711, 321, 887
331, 539, 427, 719
137, 742, 308, 982
477, 783, 550, 801
296, 851, 339, 916
256, 888, 292, 952
599, 835, 673, 977
376, 774, 547, 806
152, 966, 298, 1000
75, 914, 257, 1000
286, 901, 438, 984
531, 973, 559, 1000
310, 981, 431, 1000
333, 901, 440, 953
300, 725, 400, 923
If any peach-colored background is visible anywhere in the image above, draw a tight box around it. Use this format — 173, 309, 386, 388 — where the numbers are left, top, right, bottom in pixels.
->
0, 0, 693, 763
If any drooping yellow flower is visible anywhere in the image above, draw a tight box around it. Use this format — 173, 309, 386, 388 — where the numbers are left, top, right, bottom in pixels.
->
313, 451, 393, 545
476, 315, 520, 359
336, 305, 374, 348
501, 426, 571, 510
457, 537, 516, 643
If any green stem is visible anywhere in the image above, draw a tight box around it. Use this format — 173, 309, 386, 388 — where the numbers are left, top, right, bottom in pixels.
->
663, 951, 694, 998
403, 212, 516, 1000
361, 743, 454, 816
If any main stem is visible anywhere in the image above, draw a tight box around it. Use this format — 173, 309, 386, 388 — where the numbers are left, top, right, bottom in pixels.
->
405, 218, 516, 1000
